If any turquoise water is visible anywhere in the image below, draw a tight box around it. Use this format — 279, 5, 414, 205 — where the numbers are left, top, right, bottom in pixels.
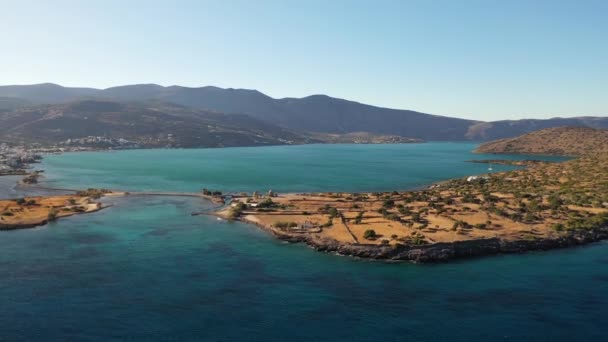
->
2, 143, 603, 341
39, 142, 565, 193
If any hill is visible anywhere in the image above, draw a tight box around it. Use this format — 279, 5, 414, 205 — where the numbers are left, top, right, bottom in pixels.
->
466, 117, 608, 140
475, 127, 608, 156
0, 100, 309, 148
0, 84, 477, 140
1, 83, 606, 141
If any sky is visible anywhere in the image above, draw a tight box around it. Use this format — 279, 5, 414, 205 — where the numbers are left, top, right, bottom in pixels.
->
0, 0, 606, 121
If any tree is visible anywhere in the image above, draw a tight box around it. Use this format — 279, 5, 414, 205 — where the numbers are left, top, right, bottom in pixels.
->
548, 193, 563, 210
47, 209, 58, 222
363, 229, 377, 240
382, 199, 395, 209
327, 207, 339, 218
354, 211, 364, 224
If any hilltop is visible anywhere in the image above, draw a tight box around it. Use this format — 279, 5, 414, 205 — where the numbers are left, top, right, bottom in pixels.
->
475, 127, 608, 156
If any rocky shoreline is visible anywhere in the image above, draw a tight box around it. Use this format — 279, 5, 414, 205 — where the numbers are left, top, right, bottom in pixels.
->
265, 222, 608, 263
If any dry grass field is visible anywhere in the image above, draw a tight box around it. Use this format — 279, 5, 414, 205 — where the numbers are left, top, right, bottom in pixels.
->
0, 195, 102, 229
218, 152, 608, 248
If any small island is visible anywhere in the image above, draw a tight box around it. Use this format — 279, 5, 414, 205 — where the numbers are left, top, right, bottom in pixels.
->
215, 127, 608, 262
0, 191, 108, 230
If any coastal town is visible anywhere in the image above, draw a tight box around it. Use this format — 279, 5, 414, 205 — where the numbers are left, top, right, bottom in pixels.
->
0, 143, 42, 175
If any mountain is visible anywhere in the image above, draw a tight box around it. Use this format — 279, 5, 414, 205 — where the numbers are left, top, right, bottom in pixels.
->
0, 100, 309, 148
0, 83, 97, 104
0, 97, 30, 110
475, 126, 608, 156
0, 83, 606, 141
466, 117, 608, 141
0, 83, 477, 140
98, 85, 477, 140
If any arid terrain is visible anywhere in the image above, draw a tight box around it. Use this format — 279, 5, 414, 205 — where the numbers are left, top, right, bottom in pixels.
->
475, 126, 608, 156
0, 192, 106, 230
217, 127, 608, 262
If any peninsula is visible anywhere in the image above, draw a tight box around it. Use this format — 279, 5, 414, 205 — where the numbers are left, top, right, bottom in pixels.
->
216, 127, 608, 262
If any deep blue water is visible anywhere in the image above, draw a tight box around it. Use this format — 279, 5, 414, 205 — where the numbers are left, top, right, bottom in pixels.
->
1, 143, 603, 341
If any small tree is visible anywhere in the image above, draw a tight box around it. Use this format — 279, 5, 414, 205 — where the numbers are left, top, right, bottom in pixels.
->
363, 229, 377, 240
48, 209, 58, 222
354, 211, 364, 224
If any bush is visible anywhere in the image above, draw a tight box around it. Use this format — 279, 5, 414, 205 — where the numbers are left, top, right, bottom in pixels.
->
327, 207, 339, 218
398, 206, 412, 215
257, 198, 275, 208
227, 202, 246, 220
382, 199, 395, 209
47, 209, 58, 221
385, 213, 401, 222
363, 229, 377, 240
274, 221, 298, 229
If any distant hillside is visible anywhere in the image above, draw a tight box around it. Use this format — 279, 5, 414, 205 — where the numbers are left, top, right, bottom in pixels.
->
475, 127, 608, 156
309, 132, 423, 144
0, 97, 30, 110
0, 83, 606, 142
97, 85, 478, 140
0, 83, 476, 141
0, 100, 309, 148
466, 117, 608, 141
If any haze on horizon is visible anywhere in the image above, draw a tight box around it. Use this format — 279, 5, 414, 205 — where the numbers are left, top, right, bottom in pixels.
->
1, 0, 606, 121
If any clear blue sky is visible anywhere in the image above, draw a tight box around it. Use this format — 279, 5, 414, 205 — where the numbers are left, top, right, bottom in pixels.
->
1, 0, 606, 120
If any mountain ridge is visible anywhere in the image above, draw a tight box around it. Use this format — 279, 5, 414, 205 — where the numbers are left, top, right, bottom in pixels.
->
0, 99, 310, 148
0, 83, 606, 142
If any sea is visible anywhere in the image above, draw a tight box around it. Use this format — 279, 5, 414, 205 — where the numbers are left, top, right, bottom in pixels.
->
2, 142, 605, 341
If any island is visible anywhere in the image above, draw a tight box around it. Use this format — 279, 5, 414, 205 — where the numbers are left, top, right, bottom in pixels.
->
215, 127, 608, 262
0, 192, 107, 230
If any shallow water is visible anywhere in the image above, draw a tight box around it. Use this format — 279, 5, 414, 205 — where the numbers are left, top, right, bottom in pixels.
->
39, 142, 565, 193
2, 143, 602, 341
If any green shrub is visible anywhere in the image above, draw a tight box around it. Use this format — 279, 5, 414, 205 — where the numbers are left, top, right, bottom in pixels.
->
363, 229, 377, 240
274, 221, 298, 229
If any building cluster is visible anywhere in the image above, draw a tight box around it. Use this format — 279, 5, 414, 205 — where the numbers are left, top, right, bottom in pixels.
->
0, 144, 42, 170
63, 136, 139, 148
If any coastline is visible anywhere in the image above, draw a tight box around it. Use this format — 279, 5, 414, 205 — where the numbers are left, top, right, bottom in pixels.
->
210, 151, 608, 263
3, 143, 607, 264
236, 213, 608, 263
0, 195, 109, 231
213, 198, 608, 263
